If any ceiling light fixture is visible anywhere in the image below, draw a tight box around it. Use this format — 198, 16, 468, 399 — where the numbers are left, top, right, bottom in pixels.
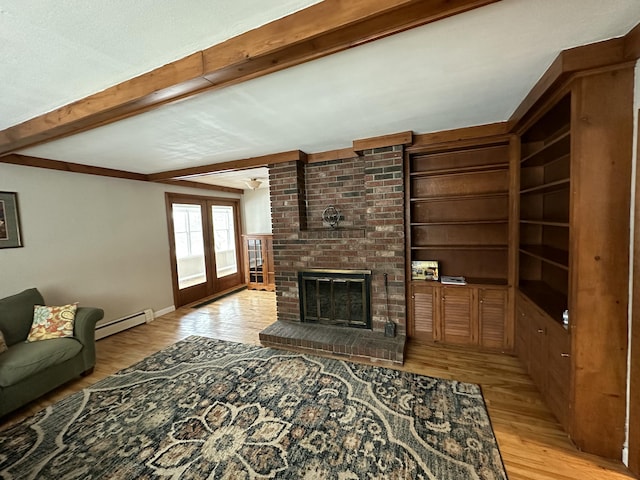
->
245, 178, 262, 190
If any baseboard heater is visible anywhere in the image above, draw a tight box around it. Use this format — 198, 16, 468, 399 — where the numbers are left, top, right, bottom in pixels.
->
95, 309, 154, 340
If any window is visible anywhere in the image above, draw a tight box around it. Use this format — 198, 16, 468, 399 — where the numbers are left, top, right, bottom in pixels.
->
212, 205, 238, 277
172, 204, 207, 289
173, 204, 204, 258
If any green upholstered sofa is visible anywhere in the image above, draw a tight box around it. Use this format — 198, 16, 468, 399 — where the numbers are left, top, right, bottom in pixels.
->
0, 288, 104, 417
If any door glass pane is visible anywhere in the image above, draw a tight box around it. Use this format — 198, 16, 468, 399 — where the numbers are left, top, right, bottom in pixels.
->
173, 204, 206, 289
212, 205, 238, 278
248, 238, 264, 283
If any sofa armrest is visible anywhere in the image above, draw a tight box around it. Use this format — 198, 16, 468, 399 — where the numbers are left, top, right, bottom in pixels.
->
73, 307, 104, 371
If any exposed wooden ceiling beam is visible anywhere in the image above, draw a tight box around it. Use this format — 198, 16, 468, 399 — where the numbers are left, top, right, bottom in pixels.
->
148, 150, 307, 181
0, 154, 244, 194
0, 154, 148, 181
0, 0, 500, 156
0, 54, 209, 157
155, 179, 244, 195
201, 0, 500, 87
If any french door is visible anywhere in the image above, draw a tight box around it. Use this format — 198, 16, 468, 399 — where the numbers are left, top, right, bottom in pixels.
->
166, 193, 243, 307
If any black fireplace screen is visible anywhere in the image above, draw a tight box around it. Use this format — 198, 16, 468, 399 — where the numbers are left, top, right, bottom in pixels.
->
298, 269, 371, 328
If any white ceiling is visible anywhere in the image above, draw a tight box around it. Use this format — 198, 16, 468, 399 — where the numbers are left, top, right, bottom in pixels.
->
2, 0, 640, 189
194, 167, 270, 191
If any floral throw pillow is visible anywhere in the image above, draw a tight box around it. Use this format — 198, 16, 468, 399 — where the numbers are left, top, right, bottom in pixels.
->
27, 303, 78, 342
0, 329, 7, 353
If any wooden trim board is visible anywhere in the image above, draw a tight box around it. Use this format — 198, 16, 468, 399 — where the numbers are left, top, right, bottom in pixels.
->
0, 0, 499, 156
0, 154, 148, 182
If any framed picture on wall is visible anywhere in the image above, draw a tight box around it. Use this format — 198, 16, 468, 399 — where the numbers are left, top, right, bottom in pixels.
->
0, 192, 23, 249
411, 260, 439, 281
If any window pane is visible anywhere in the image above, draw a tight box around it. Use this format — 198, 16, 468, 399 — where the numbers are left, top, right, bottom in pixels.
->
173, 209, 188, 233
190, 232, 204, 255
174, 232, 189, 258
189, 209, 203, 232
212, 205, 238, 277
173, 203, 206, 289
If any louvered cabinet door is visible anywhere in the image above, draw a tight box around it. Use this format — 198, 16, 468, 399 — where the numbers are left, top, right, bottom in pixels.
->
479, 288, 507, 349
411, 284, 438, 341
441, 287, 475, 345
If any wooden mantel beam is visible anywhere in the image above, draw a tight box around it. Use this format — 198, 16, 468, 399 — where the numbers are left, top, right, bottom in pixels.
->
0, 0, 499, 156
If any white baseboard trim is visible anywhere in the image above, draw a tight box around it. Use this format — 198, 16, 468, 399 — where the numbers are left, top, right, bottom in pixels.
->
153, 306, 175, 320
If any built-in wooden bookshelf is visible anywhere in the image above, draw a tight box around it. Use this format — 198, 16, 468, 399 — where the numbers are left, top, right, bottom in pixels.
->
515, 68, 634, 459
518, 94, 570, 324
409, 143, 511, 284
407, 141, 514, 351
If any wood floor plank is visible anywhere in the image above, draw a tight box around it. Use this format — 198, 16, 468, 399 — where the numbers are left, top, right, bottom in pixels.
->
0, 290, 634, 479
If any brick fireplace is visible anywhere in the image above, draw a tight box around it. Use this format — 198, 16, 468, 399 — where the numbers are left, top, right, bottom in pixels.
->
258, 145, 406, 363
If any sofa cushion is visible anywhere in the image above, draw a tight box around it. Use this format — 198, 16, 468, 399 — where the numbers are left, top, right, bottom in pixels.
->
0, 288, 45, 346
27, 303, 77, 342
0, 338, 82, 387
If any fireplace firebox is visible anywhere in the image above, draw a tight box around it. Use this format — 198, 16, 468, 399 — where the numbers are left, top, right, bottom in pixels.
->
298, 269, 371, 329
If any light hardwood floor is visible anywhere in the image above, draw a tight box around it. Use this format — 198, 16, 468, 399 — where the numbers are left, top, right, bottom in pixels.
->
1, 289, 635, 480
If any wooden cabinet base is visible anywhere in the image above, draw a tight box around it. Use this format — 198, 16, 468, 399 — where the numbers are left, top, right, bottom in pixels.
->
516, 291, 570, 430
410, 282, 512, 353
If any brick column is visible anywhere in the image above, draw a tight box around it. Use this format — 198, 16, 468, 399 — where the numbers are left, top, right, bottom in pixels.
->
269, 160, 306, 323
363, 146, 406, 334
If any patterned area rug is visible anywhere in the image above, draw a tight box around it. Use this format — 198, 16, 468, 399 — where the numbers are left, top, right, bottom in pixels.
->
0, 337, 507, 479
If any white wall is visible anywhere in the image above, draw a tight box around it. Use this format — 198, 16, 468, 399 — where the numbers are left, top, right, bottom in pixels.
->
242, 187, 272, 234
0, 163, 240, 323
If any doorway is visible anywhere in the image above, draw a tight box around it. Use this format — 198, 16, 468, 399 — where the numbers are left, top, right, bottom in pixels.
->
165, 193, 243, 307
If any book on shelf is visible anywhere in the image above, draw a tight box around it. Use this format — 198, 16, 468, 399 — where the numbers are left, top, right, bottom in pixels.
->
440, 275, 467, 285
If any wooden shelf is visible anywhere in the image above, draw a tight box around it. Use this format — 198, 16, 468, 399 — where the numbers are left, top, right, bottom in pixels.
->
520, 245, 569, 270
520, 178, 570, 195
411, 277, 508, 287
412, 244, 508, 251
520, 220, 569, 228
410, 163, 508, 178
466, 277, 509, 286
521, 152, 569, 171
521, 127, 570, 167
410, 192, 509, 202
519, 280, 567, 324
411, 220, 508, 226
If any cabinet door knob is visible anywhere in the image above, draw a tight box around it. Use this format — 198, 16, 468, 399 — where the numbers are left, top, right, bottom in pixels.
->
561, 353, 570, 357
537, 328, 545, 334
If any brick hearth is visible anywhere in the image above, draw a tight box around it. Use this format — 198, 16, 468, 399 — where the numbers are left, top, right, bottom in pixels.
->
260, 321, 405, 364
258, 145, 407, 363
